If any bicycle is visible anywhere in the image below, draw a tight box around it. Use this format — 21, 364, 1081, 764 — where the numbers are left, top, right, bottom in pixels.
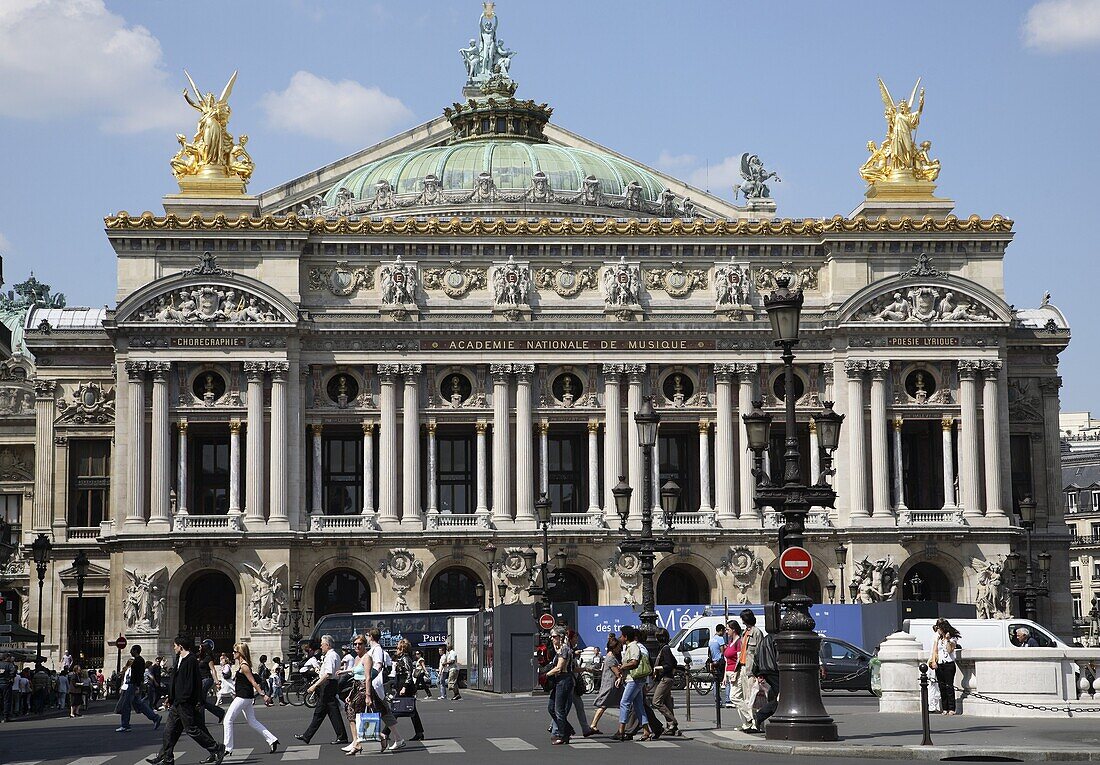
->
672, 666, 714, 695
283, 673, 318, 708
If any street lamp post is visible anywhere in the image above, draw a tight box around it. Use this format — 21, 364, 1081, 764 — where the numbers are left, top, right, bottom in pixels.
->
744, 274, 844, 742
288, 577, 308, 665
834, 543, 848, 605
31, 533, 52, 664
1006, 496, 1051, 622
72, 550, 90, 663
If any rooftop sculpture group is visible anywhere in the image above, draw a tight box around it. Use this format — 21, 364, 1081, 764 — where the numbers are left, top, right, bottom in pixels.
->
859, 78, 940, 187
170, 70, 253, 194
460, 3, 516, 86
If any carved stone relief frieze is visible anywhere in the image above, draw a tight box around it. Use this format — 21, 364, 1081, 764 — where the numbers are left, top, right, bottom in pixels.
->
55, 382, 115, 424
718, 546, 764, 605
851, 555, 898, 603
714, 260, 751, 307
1007, 378, 1044, 423
492, 254, 531, 306
0, 446, 33, 481
379, 256, 418, 306
422, 264, 487, 298
755, 262, 818, 293
853, 286, 995, 323
602, 257, 641, 307
131, 285, 282, 324
379, 549, 424, 612
243, 562, 288, 632
606, 550, 640, 606
534, 264, 598, 297
645, 261, 707, 298
307, 261, 375, 297
123, 567, 167, 635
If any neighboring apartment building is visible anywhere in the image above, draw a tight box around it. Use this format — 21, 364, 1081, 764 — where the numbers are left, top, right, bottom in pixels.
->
1062, 411, 1100, 641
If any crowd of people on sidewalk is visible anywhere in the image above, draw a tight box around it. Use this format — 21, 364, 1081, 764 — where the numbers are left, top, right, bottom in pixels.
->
0, 650, 105, 722
706, 610, 778, 734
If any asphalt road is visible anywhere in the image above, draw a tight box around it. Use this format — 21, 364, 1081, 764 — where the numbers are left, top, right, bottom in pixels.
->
0, 691, 877, 765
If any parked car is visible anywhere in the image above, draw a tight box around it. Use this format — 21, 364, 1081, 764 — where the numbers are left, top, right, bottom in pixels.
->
819, 637, 874, 693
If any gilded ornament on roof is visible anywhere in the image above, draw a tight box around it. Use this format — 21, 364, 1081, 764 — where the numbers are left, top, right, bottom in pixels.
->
170, 70, 253, 196
860, 78, 941, 196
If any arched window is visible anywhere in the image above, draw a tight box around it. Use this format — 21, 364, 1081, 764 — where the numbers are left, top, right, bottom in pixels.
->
181, 571, 236, 655
429, 568, 482, 609
767, 569, 823, 604
903, 563, 953, 602
656, 565, 709, 605
314, 569, 371, 617
552, 567, 595, 606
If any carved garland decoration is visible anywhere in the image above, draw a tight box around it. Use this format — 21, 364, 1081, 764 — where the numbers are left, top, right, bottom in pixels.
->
422, 266, 487, 298
55, 382, 116, 425
645, 262, 707, 298
756, 263, 819, 292
307, 261, 375, 297
534, 266, 597, 297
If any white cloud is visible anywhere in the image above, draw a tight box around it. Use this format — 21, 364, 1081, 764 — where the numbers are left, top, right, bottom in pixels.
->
261, 71, 413, 146
655, 151, 698, 172
687, 155, 744, 194
0, 0, 189, 133
1023, 0, 1100, 51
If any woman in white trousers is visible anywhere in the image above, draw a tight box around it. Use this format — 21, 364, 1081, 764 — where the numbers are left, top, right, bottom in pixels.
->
224, 643, 280, 755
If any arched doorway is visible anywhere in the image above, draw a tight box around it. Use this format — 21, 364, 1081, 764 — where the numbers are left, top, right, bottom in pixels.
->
552, 567, 596, 606
767, 569, 823, 604
181, 571, 236, 655
428, 567, 482, 609
656, 564, 709, 605
314, 569, 371, 617
903, 562, 953, 602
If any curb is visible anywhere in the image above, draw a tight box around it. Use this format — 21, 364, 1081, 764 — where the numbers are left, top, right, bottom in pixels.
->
699, 732, 1100, 761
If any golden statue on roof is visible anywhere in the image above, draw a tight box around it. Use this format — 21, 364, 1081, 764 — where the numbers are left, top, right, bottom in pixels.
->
860, 78, 940, 197
170, 70, 253, 196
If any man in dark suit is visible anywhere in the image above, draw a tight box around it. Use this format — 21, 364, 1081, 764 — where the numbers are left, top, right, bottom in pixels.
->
146, 635, 226, 765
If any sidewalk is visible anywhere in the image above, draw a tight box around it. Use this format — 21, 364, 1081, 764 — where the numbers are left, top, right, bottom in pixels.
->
687, 705, 1100, 761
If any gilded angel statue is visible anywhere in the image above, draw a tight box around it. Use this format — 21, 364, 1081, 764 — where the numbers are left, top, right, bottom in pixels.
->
860, 77, 939, 184
171, 70, 253, 189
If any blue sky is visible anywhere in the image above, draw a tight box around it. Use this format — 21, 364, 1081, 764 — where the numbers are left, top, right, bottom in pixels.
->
1, 0, 1098, 409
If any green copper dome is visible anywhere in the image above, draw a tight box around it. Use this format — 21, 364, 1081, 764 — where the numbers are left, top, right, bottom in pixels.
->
324, 140, 668, 206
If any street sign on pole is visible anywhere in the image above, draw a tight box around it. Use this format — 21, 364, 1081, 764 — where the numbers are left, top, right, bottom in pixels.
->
115, 635, 128, 649
779, 546, 813, 581
538, 612, 555, 631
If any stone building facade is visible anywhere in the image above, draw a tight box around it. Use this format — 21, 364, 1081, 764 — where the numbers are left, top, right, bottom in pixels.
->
0, 10, 1074, 663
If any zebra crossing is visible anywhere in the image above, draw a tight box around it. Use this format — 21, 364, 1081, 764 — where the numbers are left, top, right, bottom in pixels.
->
16, 734, 697, 765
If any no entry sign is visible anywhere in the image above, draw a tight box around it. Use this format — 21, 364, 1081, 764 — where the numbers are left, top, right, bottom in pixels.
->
115, 635, 128, 649
778, 546, 813, 581
538, 613, 556, 631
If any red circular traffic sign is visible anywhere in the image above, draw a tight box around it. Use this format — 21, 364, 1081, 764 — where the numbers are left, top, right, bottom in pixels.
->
538, 613, 556, 630
778, 546, 813, 581
115, 635, 128, 649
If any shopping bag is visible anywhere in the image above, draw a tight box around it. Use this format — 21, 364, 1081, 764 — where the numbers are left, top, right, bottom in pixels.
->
748, 677, 766, 711
927, 677, 941, 713
356, 712, 383, 741
390, 696, 416, 718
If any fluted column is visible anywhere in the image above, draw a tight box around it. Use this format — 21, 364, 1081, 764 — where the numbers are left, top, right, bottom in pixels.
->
941, 416, 957, 508
587, 419, 601, 514
32, 380, 58, 532
869, 361, 891, 517
229, 419, 242, 513
490, 364, 512, 526
377, 365, 399, 527
426, 420, 438, 515
514, 364, 536, 525
625, 364, 646, 521
124, 364, 146, 526
362, 421, 375, 517
475, 420, 489, 515
309, 423, 323, 515
845, 361, 869, 519
244, 362, 266, 524
268, 362, 289, 526
809, 419, 821, 488
400, 364, 422, 528
959, 360, 982, 518
735, 364, 758, 520
698, 419, 712, 513
538, 419, 550, 496
892, 416, 906, 511
982, 360, 1006, 517
713, 365, 735, 524
149, 362, 172, 529
601, 365, 624, 525
177, 419, 189, 515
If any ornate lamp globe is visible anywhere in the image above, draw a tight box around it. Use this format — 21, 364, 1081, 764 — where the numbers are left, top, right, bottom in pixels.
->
763, 274, 804, 345
660, 479, 681, 527
554, 549, 567, 571
612, 476, 632, 529
1018, 495, 1036, 527
814, 401, 845, 453
496, 581, 508, 603
521, 547, 538, 573
474, 581, 485, 605
73, 550, 91, 582
742, 400, 773, 454
535, 493, 553, 526
634, 395, 659, 448
31, 533, 52, 570
825, 580, 837, 603
833, 543, 848, 567
1038, 551, 1051, 573
291, 577, 304, 608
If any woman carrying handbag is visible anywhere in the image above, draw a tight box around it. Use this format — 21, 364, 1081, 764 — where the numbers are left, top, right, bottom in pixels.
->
391, 640, 425, 741
929, 618, 961, 716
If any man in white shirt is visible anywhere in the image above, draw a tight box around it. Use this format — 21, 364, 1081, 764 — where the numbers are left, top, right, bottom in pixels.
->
294, 636, 348, 746
444, 644, 461, 701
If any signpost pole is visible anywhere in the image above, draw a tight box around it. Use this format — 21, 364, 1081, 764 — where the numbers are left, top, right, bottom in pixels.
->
114, 634, 126, 676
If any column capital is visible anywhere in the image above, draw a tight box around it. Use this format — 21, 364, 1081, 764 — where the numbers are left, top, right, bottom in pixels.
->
475, 419, 488, 434
490, 363, 511, 382
601, 363, 626, 380
229, 418, 242, 434
376, 363, 400, 380
512, 363, 535, 380
941, 415, 954, 431
149, 361, 171, 381
427, 419, 437, 435
844, 359, 868, 379
1038, 376, 1062, 395
124, 361, 148, 382
587, 418, 600, 433
979, 359, 1003, 376
244, 361, 266, 382
623, 363, 646, 380
398, 363, 422, 377
537, 418, 549, 435
713, 363, 735, 381
808, 418, 817, 434
868, 360, 890, 379
309, 422, 324, 437
267, 361, 290, 380
957, 359, 982, 380
732, 363, 758, 378
178, 418, 188, 433
892, 416, 904, 432
362, 420, 375, 434
698, 418, 710, 433
822, 363, 835, 382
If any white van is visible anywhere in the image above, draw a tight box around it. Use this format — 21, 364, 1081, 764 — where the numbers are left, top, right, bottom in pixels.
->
668, 610, 767, 669
903, 618, 1068, 654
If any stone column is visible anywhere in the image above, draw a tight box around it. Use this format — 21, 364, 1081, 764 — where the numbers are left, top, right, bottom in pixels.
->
625, 364, 646, 521
958, 360, 983, 519
587, 419, 601, 514
514, 364, 536, 525
377, 365, 399, 527
123, 364, 146, 526
698, 419, 712, 513
177, 419, 189, 515
538, 419, 550, 496
309, 423, 323, 515
845, 361, 869, 519
244, 362, 266, 524
892, 416, 907, 511
426, 420, 438, 515
149, 362, 172, 529
869, 361, 891, 517
735, 364, 759, 520
982, 360, 1006, 517
268, 362, 289, 526
362, 421, 375, 517
33, 380, 58, 531
713, 365, 735, 524
490, 364, 512, 526
400, 364, 422, 529
602, 365, 624, 525
941, 416, 957, 508
475, 420, 489, 515
229, 419, 242, 514
809, 418, 821, 488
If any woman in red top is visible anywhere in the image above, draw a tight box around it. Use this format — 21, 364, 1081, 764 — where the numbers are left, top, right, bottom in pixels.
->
722, 622, 745, 709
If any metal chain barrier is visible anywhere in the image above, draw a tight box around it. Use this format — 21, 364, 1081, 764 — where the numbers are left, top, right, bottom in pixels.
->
953, 686, 1100, 714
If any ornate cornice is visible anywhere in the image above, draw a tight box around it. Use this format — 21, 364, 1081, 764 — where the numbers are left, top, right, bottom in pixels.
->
104, 212, 1014, 237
